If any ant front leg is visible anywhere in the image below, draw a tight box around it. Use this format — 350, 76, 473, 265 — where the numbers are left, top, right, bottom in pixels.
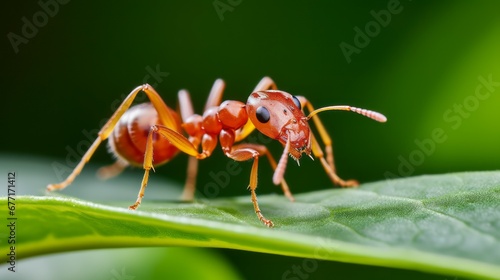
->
225, 145, 274, 227
97, 159, 129, 180
231, 143, 294, 202
310, 134, 358, 187
299, 97, 358, 188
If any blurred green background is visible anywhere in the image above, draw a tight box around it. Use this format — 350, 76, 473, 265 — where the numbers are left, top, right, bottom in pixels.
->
2, 0, 500, 279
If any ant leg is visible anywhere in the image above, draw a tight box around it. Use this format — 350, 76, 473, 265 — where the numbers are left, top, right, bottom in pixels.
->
296, 96, 357, 187
297, 96, 336, 171
226, 147, 274, 227
181, 156, 198, 201
310, 128, 358, 188
232, 143, 294, 202
47, 84, 179, 191
47, 137, 103, 191
153, 125, 210, 159
301, 98, 386, 188
129, 126, 156, 210
204, 79, 226, 110
253, 76, 278, 91
177, 89, 199, 201
177, 78, 227, 199
125, 81, 222, 208
97, 159, 129, 180
177, 79, 227, 200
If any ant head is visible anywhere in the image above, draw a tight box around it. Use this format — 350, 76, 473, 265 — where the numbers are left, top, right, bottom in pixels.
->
247, 89, 387, 185
246, 90, 311, 161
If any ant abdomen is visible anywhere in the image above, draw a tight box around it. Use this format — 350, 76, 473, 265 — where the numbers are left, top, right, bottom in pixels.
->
108, 102, 181, 167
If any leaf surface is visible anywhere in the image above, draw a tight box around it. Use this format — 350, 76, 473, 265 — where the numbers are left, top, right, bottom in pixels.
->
2, 171, 500, 279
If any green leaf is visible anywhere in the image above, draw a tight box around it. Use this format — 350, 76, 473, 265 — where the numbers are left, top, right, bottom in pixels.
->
2, 168, 500, 279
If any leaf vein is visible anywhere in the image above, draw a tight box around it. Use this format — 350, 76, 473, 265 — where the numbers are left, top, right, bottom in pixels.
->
355, 189, 500, 242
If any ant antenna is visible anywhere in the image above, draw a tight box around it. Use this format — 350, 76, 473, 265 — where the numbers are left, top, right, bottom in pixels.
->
306, 106, 387, 123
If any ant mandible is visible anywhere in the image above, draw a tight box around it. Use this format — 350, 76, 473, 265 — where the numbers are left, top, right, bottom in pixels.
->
47, 77, 387, 227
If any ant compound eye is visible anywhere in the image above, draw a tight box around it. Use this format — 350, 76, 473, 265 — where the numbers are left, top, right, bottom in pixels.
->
256, 106, 270, 123
292, 96, 302, 110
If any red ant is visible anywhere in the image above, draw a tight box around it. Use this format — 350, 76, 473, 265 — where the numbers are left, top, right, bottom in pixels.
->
47, 77, 387, 227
